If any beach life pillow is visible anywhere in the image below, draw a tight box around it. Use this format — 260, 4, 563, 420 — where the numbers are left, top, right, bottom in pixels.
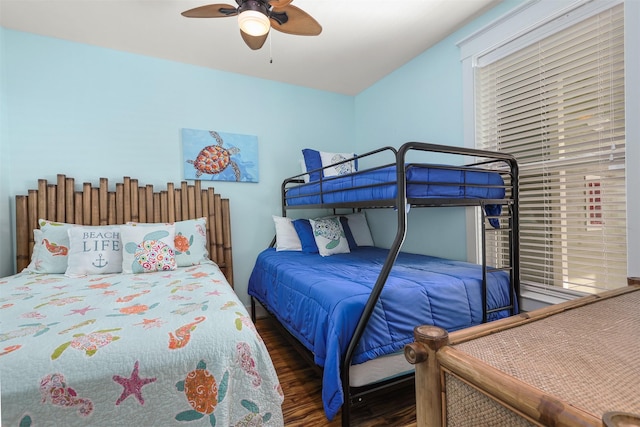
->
309, 216, 350, 257
65, 226, 123, 277
273, 216, 302, 251
319, 151, 357, 177
121, 223, 177, 273
292, 219, 319, 254
26, 219, 77, 273
342, 212, 374, 247
128, 218, 209, 267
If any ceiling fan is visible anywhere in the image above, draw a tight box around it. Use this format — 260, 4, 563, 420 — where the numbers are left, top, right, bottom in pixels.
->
181, 0, 322, 50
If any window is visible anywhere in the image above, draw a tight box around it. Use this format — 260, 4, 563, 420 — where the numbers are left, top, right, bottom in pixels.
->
472, 2, 627, 294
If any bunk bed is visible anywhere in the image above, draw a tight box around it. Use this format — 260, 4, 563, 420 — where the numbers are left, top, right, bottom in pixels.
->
248, 142, 520, 425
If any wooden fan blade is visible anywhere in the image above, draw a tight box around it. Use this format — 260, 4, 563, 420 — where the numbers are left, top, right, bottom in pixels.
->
181, 4, 238, 18
240, 30, 269, 50
269, 0, 293, 8
270, 5, 322, 36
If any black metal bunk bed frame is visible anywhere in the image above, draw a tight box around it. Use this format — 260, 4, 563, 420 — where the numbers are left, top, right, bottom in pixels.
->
251, 141, 520, 426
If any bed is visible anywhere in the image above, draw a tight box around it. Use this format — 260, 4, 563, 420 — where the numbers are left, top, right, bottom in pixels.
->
248, 142, 520, 425
405, 279, 640, 427
1, 175, 284, 426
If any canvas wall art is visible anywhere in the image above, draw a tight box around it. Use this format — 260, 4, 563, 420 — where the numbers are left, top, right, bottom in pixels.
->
182, 128, 259, 182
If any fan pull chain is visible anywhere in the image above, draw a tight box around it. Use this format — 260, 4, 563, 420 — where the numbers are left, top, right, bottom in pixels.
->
269, 33, 273, 63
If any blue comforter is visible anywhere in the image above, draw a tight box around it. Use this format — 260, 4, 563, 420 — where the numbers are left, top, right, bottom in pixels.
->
248, 247, 514, 420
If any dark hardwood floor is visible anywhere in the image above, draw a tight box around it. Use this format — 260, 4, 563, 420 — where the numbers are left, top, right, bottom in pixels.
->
255, 316, 417, 426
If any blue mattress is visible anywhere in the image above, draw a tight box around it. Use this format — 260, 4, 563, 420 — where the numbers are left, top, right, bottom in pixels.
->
248, 247, 514, 420
285, 164, 506, 206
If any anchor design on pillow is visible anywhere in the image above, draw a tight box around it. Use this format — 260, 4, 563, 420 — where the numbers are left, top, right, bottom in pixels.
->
92, 253, 108, 269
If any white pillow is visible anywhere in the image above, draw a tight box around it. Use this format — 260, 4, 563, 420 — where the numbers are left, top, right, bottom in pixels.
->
121, 224, 177, 274
319, 151, 356, 177
25, 229, 43, 272
309, 217, 350, 257
273, 216, 302, 251
65, 226, 123, 277
26, 219, 78, 274
344, 213, 374, 246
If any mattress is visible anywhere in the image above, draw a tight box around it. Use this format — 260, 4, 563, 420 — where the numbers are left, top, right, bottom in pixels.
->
0, 262, 284, 426
285, 164, 506, 206
247, 247, 514, 420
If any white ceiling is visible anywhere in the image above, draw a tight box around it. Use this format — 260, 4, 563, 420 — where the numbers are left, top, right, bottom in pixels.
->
0, 0, 500, 95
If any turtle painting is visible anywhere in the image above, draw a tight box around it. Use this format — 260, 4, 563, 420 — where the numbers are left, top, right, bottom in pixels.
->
175, 360, 229, 425
187, 131, 241, 181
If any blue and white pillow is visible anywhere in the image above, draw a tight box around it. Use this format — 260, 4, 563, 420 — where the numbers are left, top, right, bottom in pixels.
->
309, 217, 350, 257
293, 219, 319, 254
302, 149, 358, 181
319, 151, 357, 177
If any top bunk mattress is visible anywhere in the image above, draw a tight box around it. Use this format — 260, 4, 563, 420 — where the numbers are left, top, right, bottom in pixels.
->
285, 164, 506, 206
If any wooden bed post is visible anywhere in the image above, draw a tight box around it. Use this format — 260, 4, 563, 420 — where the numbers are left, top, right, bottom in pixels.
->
405, 325, 449, 427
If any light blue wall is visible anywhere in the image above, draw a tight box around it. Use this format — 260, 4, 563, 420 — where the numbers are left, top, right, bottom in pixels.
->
0, 27, 10, 277
0, 29, 354, 302
2, 0, 638, 302
354, 1, 523, 259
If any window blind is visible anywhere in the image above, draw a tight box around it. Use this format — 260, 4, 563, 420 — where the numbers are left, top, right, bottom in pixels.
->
476, 4, 626, 293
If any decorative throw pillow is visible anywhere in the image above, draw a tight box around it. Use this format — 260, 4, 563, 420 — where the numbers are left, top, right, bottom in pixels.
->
65, 226, 123, 277
26, 219, 77, 274
342, 212, 374, 246
299, 159, 310, 183
338, 217, 357, 250
302, 148, 323, 182
319, 151, 357, 177
25, 229, 44, 272
174, 217, 209, 267
121, 224, 177, 274
309, 217, 350, 257
128, 218, 209, 267
273, 216, 302, 251
293, 219, 319, 254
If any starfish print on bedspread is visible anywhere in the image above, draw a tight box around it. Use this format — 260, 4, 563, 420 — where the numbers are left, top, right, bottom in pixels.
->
65, 306, 97, 316
113, 361, 157, 405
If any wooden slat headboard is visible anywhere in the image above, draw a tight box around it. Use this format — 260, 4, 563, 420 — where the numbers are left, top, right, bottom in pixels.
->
15, 174, 233, 286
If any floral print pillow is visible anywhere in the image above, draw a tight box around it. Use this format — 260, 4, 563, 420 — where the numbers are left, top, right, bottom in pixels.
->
309, 217, 350, 257
120, 224, 177, 274
125, 218, 209, 267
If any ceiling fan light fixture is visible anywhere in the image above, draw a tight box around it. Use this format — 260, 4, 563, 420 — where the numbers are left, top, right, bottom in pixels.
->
238, 10, 270, 37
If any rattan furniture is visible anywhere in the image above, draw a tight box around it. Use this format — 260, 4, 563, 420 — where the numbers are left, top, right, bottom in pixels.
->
405, 280, 640, 427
